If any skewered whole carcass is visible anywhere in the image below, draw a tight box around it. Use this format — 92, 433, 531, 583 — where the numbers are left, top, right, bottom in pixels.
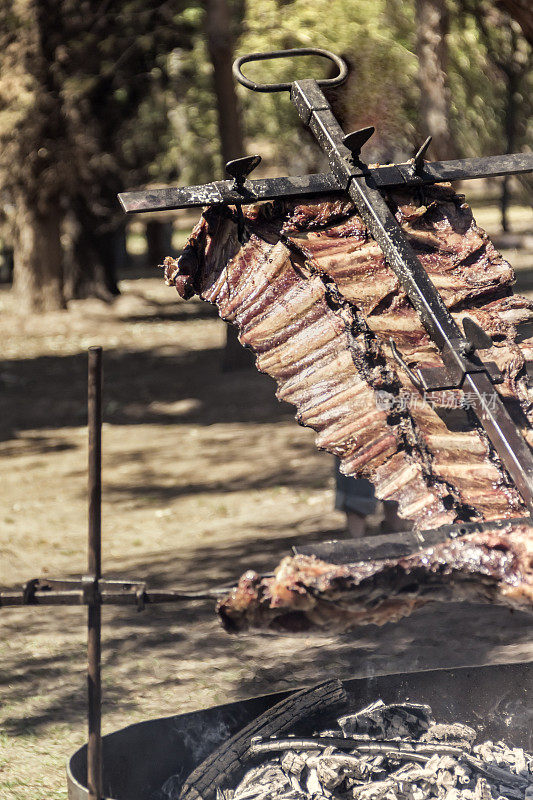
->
164, 184, 533, 530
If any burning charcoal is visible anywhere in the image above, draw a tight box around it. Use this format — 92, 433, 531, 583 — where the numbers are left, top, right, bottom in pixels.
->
499, 788, 527, 800
219, 700, 532, 800
473, 742, 496, 763
339, 702, 433, 740
317, 753, 373, 785
388, 762, 421, 781
314, 758, 346, 791
506, 745, 533, 777
432, 754, 457, 771
461, 753, 530, 790
180, 680, 347, 800
453, 763, 473, 787
304, 766, 329, 796
435, 763, 456, 794
351, 778, 398, 799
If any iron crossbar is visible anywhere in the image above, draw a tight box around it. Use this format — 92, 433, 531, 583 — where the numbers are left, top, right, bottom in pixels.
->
118, 153, 533, 213
0, 578, 232, 608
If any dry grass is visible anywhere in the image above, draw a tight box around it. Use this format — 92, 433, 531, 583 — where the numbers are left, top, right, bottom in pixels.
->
0, 202, 532, 799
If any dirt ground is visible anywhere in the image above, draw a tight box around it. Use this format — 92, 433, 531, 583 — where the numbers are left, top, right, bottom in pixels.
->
1, 204, 532, 799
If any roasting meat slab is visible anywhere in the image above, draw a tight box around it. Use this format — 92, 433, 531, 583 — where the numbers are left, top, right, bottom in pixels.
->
165, 183, 533, 530
217, 522, 533, 633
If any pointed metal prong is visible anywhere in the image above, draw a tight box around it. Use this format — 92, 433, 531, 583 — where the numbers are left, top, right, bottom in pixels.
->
389, 338, 423, 390
225, 154, 262, 187
462, 316, 493, 351
342, 126, 375, 158
413, 136, 432, 171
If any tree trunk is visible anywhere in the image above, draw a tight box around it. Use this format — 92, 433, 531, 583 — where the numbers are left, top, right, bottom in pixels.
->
204, 0, 245, 166
63, 203, 122, 302
204, 0, 253, 370
415, 0, 456, 160
146, 220, 173, 269
12, 193, 65, 312
500, 68, 520, 233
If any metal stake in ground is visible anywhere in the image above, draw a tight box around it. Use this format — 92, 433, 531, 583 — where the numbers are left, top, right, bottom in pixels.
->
87, 346, 103, 800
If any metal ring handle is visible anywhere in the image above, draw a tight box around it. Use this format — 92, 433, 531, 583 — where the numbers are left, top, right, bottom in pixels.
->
232, 48, 348, 93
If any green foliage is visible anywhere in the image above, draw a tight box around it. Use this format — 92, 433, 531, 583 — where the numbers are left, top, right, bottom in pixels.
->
0, 0, 201, 217
239, 0, 418, 164
0, 0, 530, 212
170, 0, 531, 183
448, 0, 532, 157
171, 0, 420, 179
165, 35, 222, 185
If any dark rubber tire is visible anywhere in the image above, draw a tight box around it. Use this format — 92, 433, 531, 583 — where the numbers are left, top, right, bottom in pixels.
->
178, 678, 347, 800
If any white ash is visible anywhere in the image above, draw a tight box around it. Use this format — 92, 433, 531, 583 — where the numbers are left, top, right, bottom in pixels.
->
223, 701, 533, 800
338, 701, 433, 740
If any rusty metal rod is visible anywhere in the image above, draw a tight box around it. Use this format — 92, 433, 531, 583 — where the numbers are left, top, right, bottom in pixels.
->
87, 346, 103, 800
0, 586, 235, 606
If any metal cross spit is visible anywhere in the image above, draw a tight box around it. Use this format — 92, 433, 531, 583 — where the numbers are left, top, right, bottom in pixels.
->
121, 46, 533, 515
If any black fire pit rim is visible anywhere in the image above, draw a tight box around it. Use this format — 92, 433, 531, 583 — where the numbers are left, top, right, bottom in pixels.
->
66, 685, 293, 800
66, 659, 533, 800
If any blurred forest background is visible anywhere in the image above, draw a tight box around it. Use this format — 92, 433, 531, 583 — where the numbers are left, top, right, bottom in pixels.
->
0, 0, 531, 314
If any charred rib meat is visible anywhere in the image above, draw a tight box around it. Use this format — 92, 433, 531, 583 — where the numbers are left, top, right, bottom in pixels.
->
218, 522, 533, 633
164, 183, 533, 529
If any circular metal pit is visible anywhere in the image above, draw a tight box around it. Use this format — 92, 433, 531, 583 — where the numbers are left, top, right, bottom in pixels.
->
67, 662, 533, 800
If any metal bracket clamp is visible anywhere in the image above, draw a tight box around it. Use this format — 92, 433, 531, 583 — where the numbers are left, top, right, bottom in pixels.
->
415, 319, 501, 391
389, 328, 503, 395
82, 575, 99, 605
22, 578, 40, 604
414, 362, 503, 392
225, 155, 262, 189
342, 127, 375, 159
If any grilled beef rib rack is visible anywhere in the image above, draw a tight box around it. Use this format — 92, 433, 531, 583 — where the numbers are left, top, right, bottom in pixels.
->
122, 46, 533, 630
163, 190, 532, 529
